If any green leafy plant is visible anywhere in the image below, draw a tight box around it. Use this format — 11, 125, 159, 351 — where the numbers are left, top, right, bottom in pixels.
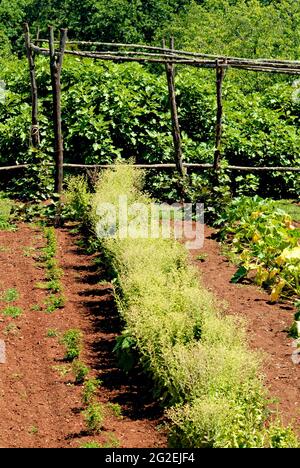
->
28, 425, 38, 435
65, 175, 92, 224
267, 423, 300, 448
82, 378, 102, 406
83, 403, 105, 434
39, 226, 66, 312
80, 441, 101, 448
46, 328, 58, 338
0, 288, 19, 302
72, 360, 90, 384
231, 266, 248, 284
217, 196, 300, 300
60, 329, 82, 361
46, 279, 62, 293
45, 294, 66, 313
2, 305, 22, 318
108, 403, 123, 419
113, 332, 137, 373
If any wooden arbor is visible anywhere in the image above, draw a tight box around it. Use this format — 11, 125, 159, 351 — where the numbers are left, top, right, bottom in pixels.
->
22, 24, 300, 201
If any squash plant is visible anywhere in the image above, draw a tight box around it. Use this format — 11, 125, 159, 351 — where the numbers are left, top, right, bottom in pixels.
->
217, 196, 300, 301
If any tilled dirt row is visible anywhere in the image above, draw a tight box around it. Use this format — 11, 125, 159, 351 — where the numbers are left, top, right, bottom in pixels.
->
0, 225, 166, 448
0, 221, 299, 447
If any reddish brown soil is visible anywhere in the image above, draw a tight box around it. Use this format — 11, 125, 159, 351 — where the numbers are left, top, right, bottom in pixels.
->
0, 224, 166, 448
191, 225, 300, 432
0, 222, 299, 447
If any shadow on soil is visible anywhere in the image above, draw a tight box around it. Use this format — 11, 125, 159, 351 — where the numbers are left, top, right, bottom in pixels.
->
64, 228, 164, 426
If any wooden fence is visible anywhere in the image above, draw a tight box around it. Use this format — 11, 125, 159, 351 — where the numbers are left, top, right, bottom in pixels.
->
2, 24, 300, 193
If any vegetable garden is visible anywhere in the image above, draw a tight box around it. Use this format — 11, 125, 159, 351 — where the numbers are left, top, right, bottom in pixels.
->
0, 1, 300, 449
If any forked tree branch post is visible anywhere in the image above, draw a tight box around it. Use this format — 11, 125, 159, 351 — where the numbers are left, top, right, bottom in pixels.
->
163, 38, 185, 179
49, 26, 68, 197
24, 23, 40, 148
214, 60, 226, 171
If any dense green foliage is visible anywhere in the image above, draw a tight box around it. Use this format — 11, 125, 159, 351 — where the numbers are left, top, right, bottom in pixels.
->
0, 193, 14, 229
0, 0, 28, 53
0, 56, 299, 202
161, 0, 300, 60
25, 0, 191, 43
2, 0, 300, 58
69, 164, 298, 448
0, 1, 299, 201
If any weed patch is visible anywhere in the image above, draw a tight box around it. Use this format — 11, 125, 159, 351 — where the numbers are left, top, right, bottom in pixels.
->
60, 329, 82, 361
0, 197, 15, 231
83, 403, 105, 434
1, 305, 22, 318
46, 328, 58, 338
82, 378, 102, 406
0, 288, 19, 303
72, 360, 90, 384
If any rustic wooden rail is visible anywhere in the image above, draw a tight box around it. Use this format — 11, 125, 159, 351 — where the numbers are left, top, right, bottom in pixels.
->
1, 163, 300, 172
30, 45, 300, 74
34, 39, 300, 66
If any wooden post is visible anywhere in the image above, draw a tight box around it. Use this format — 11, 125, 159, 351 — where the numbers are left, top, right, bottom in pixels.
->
49, 26, 68, 196
24, 23, 40, 148
35, 26, 40, 46
163, 38, 185, 178
214, 60, 225, 171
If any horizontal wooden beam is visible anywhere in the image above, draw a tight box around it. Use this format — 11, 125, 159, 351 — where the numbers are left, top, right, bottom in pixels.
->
64, 163, 183, 169
30, 47, 300, 71
1, 163, 299, 172
31, 45, 218, 66
64, 163, 300, 172
0, 164, 28, 172
34, 39, 300, 66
